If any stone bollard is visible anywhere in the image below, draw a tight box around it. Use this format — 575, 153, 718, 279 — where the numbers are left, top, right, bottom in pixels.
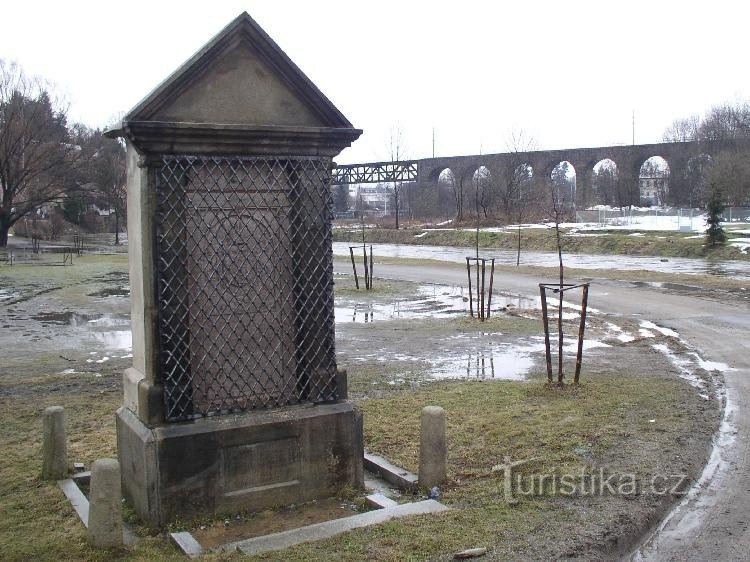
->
88, 458, 123, 548
42, 406, 67, 480
419, 405, 447, 489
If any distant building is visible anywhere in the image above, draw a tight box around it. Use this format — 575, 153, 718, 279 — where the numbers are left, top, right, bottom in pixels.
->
349, 184, 390, 211
639, 175, 669, 206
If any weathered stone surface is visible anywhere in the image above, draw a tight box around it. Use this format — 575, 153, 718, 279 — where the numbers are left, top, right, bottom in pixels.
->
364, 452, 418, 490
419, 406, 447, 488
183, 168, 296, 411
88, 458, 123, 548
42, 406, 67, 480
170, 531, 203, 559
116, 402, 363, 527
152, 41, 326, 128
106, 12, 362, 156
109, 11, 363, 529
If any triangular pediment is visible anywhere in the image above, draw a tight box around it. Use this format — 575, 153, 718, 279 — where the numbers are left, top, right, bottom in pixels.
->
125, 13, 353, 129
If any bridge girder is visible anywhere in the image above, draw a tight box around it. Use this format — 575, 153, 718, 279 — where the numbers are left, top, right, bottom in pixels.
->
332, 160, 418, 185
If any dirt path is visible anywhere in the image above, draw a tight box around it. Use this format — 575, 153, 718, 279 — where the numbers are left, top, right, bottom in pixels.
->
334, 259, 750, 561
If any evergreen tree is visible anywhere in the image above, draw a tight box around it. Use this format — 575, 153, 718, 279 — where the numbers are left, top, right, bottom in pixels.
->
705, 186, 726, 246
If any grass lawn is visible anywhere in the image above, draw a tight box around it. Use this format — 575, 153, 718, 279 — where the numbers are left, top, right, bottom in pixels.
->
333, 226, 750, 260
0, 369, 716, 561
0, 253, 719, 560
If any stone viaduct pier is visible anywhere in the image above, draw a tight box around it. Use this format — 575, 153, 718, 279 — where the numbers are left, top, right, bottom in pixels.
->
333, 140, 736, 206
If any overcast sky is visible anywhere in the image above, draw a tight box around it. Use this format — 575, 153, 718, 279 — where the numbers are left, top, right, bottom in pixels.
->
2, 1, 749, 164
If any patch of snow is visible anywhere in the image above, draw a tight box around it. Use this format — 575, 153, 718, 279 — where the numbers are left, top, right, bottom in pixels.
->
730, 241, 750, 254
652, 343, 709, 399
640, 320, 679, 338
690, 353, 733, 372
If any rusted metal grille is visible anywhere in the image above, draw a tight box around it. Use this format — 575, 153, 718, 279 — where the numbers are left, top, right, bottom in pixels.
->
154, 155, 338, 421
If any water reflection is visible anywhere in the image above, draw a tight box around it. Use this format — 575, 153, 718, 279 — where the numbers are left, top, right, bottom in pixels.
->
430, 347, 535, 380
334, 242, 750, 279
335, 283, 584, 324
32, 311, 133, 351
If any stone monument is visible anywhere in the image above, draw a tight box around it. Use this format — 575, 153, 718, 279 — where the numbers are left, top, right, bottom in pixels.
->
106, 12, 363, 527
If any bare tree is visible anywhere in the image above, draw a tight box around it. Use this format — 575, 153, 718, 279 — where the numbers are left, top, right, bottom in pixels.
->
497, 131, 536, 218
663, 115, 700, 142
495, 131, 537, 265
704, 149, 750, 206
543, 173, 566, 382
698, 102, 750, 143
664, 101, 750, 206
0, 60, 84, 247
592, 161, 636, 209
551, 162, 575, 209
89, 131, 126, 244
440, 168, 466, 223
473, 166, 492, 218
387, 125, 407, 229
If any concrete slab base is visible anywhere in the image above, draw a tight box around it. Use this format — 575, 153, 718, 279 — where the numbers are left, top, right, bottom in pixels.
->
117, 401, 364, 527
170, 532, 203, 559
364, 451, 419, 490
221, 500, 449, 556
365, 493, 398, 509
57, 479, 138, 545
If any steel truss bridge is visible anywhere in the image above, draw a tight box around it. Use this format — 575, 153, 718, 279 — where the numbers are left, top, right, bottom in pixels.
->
332, 160, 418, 185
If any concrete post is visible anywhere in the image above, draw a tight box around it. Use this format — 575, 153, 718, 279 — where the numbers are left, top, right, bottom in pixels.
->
419, 406, 447, 488
88, 458, 123, 548
41, 406, 67, 480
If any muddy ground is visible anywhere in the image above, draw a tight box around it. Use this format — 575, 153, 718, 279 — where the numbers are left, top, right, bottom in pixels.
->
0, 252, 724, 560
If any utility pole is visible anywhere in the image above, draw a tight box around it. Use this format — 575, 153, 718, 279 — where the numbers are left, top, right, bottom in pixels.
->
432, 127, 435, 158
632, 110, 635, 145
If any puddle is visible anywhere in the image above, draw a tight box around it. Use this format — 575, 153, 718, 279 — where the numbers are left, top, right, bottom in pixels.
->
430, 347, 534, 380
31, 311, 132, 351
632, 281, 708, 297
0, 288, 21, 302
87, 286, 130, 298
426, 338, 609, 381
32, 311, 98, 325
334, 242, 750, 279
92, 331, 132, 350
336, 284, 582, 323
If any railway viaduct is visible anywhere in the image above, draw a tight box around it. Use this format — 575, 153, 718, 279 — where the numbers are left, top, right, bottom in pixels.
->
332, 140, 738, 206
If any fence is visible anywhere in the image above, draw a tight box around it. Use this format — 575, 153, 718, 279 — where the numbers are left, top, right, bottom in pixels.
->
0, 229, 117, 266
154, 155, 339, 421
575, 208, 693, 231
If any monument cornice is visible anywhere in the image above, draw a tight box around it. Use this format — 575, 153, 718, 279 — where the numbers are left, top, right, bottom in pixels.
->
108, 120, 362, 157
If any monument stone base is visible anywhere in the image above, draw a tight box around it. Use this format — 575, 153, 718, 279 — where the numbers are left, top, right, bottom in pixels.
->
116, 401, 364, 527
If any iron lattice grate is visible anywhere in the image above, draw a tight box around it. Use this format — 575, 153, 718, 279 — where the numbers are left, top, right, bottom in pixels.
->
154, 155, 338, 421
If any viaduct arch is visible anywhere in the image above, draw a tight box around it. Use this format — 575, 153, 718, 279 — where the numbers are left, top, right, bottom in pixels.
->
332, 140, 742, 207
